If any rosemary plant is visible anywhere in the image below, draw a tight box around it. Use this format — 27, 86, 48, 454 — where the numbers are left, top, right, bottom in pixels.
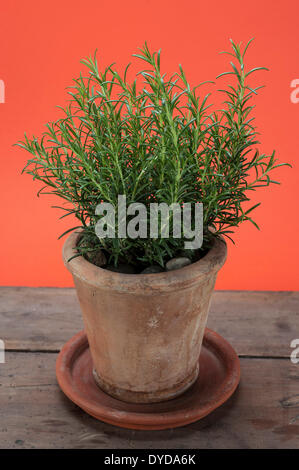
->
18, 40, 289, 268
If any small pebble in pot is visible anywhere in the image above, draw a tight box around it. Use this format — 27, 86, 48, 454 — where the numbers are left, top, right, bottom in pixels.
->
165, 257, 191, 271
141, 265, 164, 274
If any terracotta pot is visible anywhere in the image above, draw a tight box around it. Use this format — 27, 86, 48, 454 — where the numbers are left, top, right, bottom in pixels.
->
63, 232, 227, 403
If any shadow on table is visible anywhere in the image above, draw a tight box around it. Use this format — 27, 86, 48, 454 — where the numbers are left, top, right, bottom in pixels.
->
56, 384, 241, 448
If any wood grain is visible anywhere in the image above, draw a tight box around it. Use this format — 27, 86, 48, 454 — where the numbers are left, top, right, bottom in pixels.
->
0, 287, 298, 357
0, 352, 298, 449
1, 287, 298, 448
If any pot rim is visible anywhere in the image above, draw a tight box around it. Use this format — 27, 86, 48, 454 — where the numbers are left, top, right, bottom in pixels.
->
62, 230, 227, 293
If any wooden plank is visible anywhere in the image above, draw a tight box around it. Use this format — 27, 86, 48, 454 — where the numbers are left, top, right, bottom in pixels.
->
1, 287, 298, 357
209, 290, 299, 358
0, 352, 298, 449
0, 287, 83, 351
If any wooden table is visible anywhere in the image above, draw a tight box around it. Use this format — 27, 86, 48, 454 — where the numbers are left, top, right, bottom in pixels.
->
0, 287, 298, 449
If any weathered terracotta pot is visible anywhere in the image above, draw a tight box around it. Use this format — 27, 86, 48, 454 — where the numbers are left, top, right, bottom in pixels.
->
63, 232, 227, 403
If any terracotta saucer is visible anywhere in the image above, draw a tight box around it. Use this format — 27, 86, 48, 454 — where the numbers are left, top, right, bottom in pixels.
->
56, 329, 240, 430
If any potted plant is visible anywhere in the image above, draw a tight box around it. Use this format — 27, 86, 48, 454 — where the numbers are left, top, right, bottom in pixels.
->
18, 40, 288, 404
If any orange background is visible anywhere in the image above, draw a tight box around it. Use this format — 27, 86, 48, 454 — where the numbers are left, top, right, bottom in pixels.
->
1, 0, 298, 290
